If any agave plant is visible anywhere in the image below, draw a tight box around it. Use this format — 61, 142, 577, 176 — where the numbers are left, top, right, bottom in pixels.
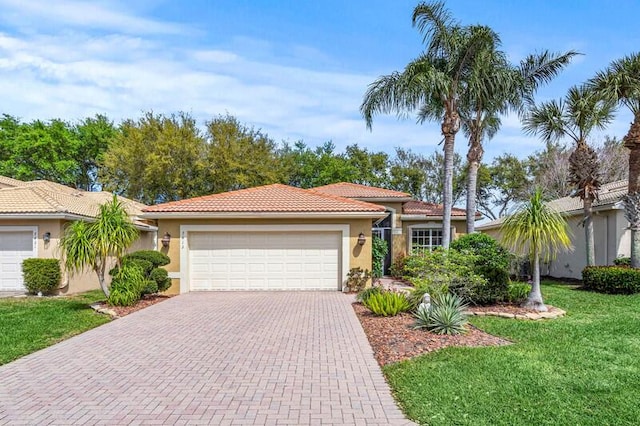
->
414, 292, 469, 335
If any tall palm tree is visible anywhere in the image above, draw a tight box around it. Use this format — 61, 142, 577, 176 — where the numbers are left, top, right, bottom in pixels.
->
588, 53, 640, 267
461, 50, 577, 233
59, 195, 139, 297
361, 1, 497, 248
501, 188, 572, 311
522, 86, 615, 266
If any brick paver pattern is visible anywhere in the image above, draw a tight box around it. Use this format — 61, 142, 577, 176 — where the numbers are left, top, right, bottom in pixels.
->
0, 292, 414, 425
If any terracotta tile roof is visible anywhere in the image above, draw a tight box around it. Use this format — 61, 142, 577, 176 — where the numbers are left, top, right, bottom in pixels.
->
311, 182, 411, 199
0, 175, 25, 188
0, 176, 149, 222
143, 184, 386, 213
403, 200, 470, 217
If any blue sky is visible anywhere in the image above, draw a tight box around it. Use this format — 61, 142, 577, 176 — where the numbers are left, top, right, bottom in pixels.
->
0, 0, 637, 162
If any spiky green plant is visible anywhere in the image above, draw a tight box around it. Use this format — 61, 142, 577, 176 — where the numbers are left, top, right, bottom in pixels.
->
59, 195, 139, 297
501, 188, 571, 311
363, 291, 411, 317
356, 286, 382, 304
414, 292, 468, 335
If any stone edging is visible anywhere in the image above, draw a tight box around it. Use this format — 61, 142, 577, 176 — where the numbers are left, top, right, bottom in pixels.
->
90, 303, 119, 319
465, 305, 566, 320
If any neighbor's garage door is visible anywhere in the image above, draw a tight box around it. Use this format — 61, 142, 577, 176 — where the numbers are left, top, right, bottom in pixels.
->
0, 230, 36, 291
188, 231, 340, 290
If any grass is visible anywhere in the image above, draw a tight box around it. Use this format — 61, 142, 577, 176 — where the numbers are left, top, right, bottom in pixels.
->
384, 281, 640, 425
0, 290, 110, 365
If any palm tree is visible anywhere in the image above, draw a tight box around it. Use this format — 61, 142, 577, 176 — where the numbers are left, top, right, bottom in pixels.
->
501, 188, 571, 311
461, 50, 577, 233
361, 1, 497, 248
522, 86, 615, 266
588, 53, 640, 267
59, 195, 139, 297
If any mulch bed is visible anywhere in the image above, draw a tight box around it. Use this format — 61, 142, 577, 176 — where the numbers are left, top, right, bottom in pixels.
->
93, 294, 172, 317
353, 302, 512, 366
468, 303, 544, 316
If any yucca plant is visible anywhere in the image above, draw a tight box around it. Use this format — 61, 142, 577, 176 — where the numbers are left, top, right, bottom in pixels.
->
363, 291, 411, 317
414, 292, 468, 335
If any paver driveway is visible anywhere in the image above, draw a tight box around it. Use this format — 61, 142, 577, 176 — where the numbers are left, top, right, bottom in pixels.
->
0, 292, 414, 425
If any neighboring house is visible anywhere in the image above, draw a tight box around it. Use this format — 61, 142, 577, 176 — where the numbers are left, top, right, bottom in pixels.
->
0, 176, 156, 293
477, 180, 630, 280
142, 182, 475, 294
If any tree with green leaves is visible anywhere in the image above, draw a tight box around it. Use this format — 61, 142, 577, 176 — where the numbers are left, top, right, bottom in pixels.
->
279, 140, 357, 188
523, 86, 615, 266
589, 53, 640, 267
361, 1, 498, 248
486, 154, 532, 219
59, 196, 139, 298
501, 188, 571, 311
73, 115, 117, 191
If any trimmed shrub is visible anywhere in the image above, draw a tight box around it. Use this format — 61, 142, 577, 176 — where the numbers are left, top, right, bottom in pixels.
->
21, 258, 61, 295
582, 266, 640, 294
363, 291, 411, 316
406, 278, 449, 310
150, 268, 171, 292
389, 254, 407, 278
507, 282, 531, 303
414, 293, 468, 335
141, 279, 159, 296
108, 262, 146, 306
613, 257, 631, 267
450, 233, 511, 305
346, 267, 372, 292
123, 250, 170, 267
356, 286, 382, 304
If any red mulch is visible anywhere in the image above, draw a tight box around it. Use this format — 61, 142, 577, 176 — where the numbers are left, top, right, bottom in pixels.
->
353, 302, 511, 366
95, 294, 172, 317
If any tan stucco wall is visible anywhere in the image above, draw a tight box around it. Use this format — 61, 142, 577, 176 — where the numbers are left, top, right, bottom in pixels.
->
0, 219, 156, 294
398, 219, 466, 255
155, 217, 374, 294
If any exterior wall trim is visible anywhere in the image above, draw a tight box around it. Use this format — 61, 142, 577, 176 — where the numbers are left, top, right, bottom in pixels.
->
178, 224, 351, 294
143, 211, 385, 219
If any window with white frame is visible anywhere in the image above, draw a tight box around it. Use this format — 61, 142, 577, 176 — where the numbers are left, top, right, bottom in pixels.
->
411, 227, 443, 252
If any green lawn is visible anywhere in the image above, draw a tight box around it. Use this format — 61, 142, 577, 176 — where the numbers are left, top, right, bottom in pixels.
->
0, 290, 110, 365
385, 282, 640, 425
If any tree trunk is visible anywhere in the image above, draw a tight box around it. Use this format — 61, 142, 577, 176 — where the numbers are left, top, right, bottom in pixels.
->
441, 106, 459, 249
584, 196, 595, 267
522, 249, 547, 312
466, 160, 479, 234
95, 264, 110, 298
626, 115, 640, 268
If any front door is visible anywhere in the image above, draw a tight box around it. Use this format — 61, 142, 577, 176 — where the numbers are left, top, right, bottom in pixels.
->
372, 213, 392, 275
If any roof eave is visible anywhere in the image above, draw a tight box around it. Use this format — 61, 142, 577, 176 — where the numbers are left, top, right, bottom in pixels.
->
401, 214, 468, 221
141, 211, 387, 219
353, 197, 414, 203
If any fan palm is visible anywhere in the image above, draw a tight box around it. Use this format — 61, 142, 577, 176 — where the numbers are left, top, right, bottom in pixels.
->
501, 188, 571, 311
588, 53, 640, 267
461, 50, 577, 232
59, 195, 139, 297
522, 86, 615, 266
361, 1, 497, 248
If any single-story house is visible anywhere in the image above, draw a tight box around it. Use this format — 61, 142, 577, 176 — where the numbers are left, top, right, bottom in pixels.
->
0, 176, 156, 293
142, 182, 474, 294
477, 179, 630, 280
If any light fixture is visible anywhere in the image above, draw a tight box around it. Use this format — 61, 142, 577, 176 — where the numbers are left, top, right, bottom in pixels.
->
43, 232, 51, 244
357, 232, 366, 246
161, 232, 171, 248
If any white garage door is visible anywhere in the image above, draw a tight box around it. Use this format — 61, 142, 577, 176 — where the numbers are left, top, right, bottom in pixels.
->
189, 231, 341, 290
0, 230, 36, 291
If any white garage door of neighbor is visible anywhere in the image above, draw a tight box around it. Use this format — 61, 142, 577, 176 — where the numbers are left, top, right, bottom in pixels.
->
189, 231, 341, 290
0, 231, 36, 291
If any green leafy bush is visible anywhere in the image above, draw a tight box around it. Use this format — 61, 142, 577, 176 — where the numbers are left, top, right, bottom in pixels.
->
21, 258, 61, 295
141, 279, 159, 296
406, 278, 449, 310
346, 267, 372, 292
507, 281, 531, 303
414, 293, 468, 335
363, 291, 411, 316
150, 268, 171, 292
450, 233, 511, 304
389, 254, 407, 278
372, 236, 389, 278
108, 262, 146, 306
613, 257, 631, 267
583, 266, 640, 294
356, 286, 382, 304
123, 250, 170, 267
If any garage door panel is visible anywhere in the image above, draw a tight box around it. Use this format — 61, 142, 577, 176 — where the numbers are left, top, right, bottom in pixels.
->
189, 231, 340, 291
0, 230, 36, 291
